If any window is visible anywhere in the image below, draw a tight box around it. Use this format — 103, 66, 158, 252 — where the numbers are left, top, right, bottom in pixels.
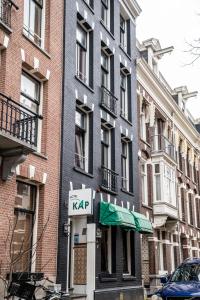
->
140, 102, 150, 142
188, 193, 194, 226
120, 71, 130, 120
101, 0, 109, 29
186, 147, 191, 178
141, 162, 148, 205
84, 0, 93, 9
164, 165, 176, 205
101, 126, 110, 169
196, 198, 200, 228
75, 109, 89, 172
154, 164, 161, 201
193, 155, 197, 183
180, 188, 186, 222
76, 23, 88, 83
121, 141, 129, 190
12, 182, 37, 272
20, 72, 40, 114
101, 227, 116, 274
120, 14, 130, 54
122, 230, 132, 275
101, 50, 110, 89
24, 0, 43, 47
178, 139, 183, 171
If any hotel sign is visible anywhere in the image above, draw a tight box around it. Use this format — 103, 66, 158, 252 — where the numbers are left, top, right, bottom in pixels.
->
68, 188, 93, 216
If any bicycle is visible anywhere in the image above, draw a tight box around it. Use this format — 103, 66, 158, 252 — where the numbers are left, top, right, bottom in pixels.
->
5, 277, 67, 300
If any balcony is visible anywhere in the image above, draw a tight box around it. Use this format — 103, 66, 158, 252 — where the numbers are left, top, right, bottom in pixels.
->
151, 134, 176, 161
101, 86, 118, 117
0, 93, 40, 180
0, 0, 18, 31
100, 166, 118, 193
0, 92, 40, 150
153, 202, 178, 229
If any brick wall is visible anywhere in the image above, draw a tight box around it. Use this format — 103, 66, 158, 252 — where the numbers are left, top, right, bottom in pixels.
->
0, 0, 63, 283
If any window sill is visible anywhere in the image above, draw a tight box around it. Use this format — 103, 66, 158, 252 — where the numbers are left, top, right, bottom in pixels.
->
73, 166, 94, 178
100, 185, 118, 195
0, 20, 12, 34
33, 151, 48, 160
100, 20, 115, 40
121, 188, 134, 196
120, 114, 132, 126
140, 138, 151, 148
22, 32, 51, 59
142, 203, 153, 210
119, 44, 131, 61
75, 75, 94, 93
99, 274, 117, 282
122, 275, 136, 281
82, 0, 94, 14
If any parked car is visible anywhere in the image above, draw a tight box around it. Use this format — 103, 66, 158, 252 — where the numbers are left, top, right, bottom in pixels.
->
152, 257, 200, 300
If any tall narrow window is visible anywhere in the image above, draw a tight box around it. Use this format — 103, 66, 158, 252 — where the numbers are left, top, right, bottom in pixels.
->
141, 162, 148, 205
12, 182, 36, 272
121, 141, 128, 190
21, 72, 40, 114
122, 230, 131, 274
180, 188, 186, 222
24, 0, 43, 47
140, 102, 150, 143
186, 147, 190, 178
76, 23, 88, 83
75, 109, 88, 171
101, 0, 109, 29
188, 193, 194, 225
178, 139, 183, 171
120, 71, 128, 120
101, 227, 112, 273
101, 50, 110, 89
101, 126, 110, 169
155, 164, 161, 201
120, 15, 126, 50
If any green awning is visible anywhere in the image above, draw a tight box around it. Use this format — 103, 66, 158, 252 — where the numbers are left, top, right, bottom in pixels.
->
99, 201, 136, 229
131, 211, 153, 234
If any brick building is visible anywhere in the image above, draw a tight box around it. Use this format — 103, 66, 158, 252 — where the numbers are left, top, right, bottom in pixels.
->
137, 38, 200, 293
57, 1, 152, 300
0, 0, 63, 295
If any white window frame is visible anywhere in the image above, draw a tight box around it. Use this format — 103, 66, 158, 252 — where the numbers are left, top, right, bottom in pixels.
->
75, 108, 89, 173
101, 0, 110, 30
120, 70, 128, 120
164, 164, 176, 206
76, 22, 90, 85
101, 124, 111, 170
121, 140, 130, 191
20, 71, 43, 153
141, 161, 148, 205
101, 49, 111, 91
120, 14, 127, 51
153, 163, 162, 202
23, 0, 45, 49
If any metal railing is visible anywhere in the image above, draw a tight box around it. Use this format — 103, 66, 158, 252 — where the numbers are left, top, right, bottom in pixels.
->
101, 86, 118, 116
0, 0, 18, 28
0, 92, 40, 147
151, 134, 175, 160
101, 166, 118, 193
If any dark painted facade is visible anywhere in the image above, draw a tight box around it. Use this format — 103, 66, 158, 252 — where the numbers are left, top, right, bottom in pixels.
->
57, 1, 142, 299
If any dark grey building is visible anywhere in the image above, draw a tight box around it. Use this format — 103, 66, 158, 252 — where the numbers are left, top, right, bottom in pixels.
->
57, 1, 148, 300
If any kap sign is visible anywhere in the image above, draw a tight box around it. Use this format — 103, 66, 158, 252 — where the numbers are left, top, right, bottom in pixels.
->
68, 188, 93, 216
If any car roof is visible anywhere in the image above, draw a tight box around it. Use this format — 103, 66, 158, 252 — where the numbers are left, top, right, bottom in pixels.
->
181, 257, 200, 265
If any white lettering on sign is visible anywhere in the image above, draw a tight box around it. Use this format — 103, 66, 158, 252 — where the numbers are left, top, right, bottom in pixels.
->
68, 188, 93, 216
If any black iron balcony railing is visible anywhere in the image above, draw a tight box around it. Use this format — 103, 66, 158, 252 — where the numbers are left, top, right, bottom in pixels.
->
0, 92, 40, 147
151, 134, 175, 160
0, 0, 19, 29
101, 86, 118, 116
101, 166, 118, 193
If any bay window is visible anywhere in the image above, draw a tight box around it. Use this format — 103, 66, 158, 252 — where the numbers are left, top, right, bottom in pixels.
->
154, 164, 161, 201
24, 0, 43, 47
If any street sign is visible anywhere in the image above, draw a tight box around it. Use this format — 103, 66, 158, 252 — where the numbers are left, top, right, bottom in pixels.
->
68, 188, 93, 216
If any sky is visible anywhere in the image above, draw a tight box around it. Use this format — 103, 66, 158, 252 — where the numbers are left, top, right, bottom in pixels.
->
136, 0, 200, 119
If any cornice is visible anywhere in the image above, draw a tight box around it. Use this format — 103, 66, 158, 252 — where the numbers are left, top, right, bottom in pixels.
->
119, 0, 142, 20
136, 58, 200, 148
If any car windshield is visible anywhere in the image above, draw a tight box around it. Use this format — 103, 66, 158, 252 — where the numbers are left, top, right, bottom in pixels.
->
171, 264, 200, 282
